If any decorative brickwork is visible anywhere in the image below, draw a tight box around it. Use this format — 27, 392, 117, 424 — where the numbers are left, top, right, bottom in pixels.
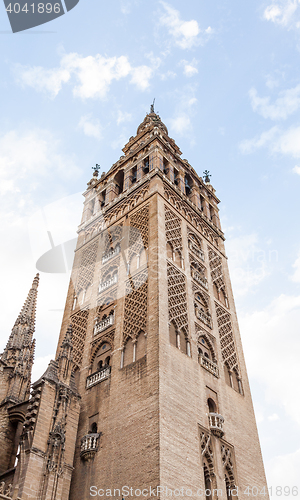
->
164, 183, 220, 246
208, 247, 228, 305
76, 242, 98, 292
221, 442, 238, 490
167, 262, 189, 336
123, 269, 148, 343
129, 204, 149, 262
70, 309, 89, 367
90, 331, 114, 366
164, 206, 182, 253
215, 305, 239, 374
103, 224, 123, 255
195, 323, 217, 363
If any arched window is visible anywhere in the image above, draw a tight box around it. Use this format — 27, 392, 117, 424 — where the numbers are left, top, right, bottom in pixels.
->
169, 322, 189, 355
166, 242, 173, 260
90, 422, 98, 434
194, 293, 211, 327
207, 398, 217, 414
93, 343, 112, 373
203, 464, 212, 500
114, 170, 124, 195
122, 332, 146, 367
224, 362, 232, 387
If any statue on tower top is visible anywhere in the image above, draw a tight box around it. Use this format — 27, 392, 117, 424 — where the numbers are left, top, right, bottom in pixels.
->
150, 98, 155, 114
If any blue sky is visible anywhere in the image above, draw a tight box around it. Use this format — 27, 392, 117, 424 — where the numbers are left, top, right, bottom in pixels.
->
1, 0, 300, 492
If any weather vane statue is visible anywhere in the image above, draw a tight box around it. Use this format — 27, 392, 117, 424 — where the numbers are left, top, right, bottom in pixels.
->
92, 164, 100, 177
150, 98, 155, 113
203, 170, 211, 184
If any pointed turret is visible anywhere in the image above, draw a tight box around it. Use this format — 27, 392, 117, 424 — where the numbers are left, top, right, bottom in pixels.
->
0, 273, 39, 404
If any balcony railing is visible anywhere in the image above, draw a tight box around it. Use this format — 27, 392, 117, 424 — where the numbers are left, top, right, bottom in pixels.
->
192, 270, 208, 290
102, 245, 120, 264
94, 314, 114, 335
195, 308, 212, 328
208, 412, 224, 438
86, 366, 111, 389
188, 241, 204, 261
80, 433, 100, 461
200, 355, 219, 378
98, 274, 118, 293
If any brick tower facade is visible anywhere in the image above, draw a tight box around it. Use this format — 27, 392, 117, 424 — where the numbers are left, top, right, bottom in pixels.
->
0, 108, 269, 500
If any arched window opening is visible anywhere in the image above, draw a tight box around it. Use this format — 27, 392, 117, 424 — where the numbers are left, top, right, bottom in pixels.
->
209, 204, 214, 221
224, 363, 232, 387
93, 343, 112, 373
143, 157, 149, 174
90, 422, 98, 434
114, 170, 124, 194
166, 242, 173, 260
207, 398, 217, 414
203, 465, 212, 500
174, 249, 182, 268
194, 293, 211, 328
174, 167, 179, 186
136, 331, 146, 361
169, 322, 177, 347
131, 166, 137, 184
100, 190, 106, 208
185, 174, 192, 197
163, 157, 169, 176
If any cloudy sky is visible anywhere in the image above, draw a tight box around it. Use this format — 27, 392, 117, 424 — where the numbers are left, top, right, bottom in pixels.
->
1, 0, 300, 493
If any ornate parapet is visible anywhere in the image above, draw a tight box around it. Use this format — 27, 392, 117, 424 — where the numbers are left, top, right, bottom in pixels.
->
80, 433, 100, 461
86, 366, 111, 389
200, 355, 219, 378
94, 315, 114, 336
208, 412, 224, 438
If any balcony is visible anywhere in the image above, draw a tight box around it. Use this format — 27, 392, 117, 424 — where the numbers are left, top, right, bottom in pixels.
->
188, 241, 204, 261
200, 355, 219, 378
195, 308, 212, 328
208, 412, 224, 438
192, 270, 208, 290
98, 274, 118, 293
80, 433, 100, 461
94, 314, 114, 335
102, 245, 120, 264
86, 366, 111, 389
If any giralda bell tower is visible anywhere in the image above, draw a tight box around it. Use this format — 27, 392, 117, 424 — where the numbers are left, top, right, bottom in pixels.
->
0, 107, 269, 500
63, 107, 268, 499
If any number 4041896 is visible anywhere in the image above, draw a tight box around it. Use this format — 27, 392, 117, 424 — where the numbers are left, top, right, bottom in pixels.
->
6, 3, 61, 14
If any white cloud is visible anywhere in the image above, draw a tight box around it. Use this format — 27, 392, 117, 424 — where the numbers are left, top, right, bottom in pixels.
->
159, 1, 212, 49
16, 52, 154, 99
263, 0, 300, 27
226, 233, 274, 296
78, 115, 102, 139
291, 251, 300, 282
117, 110, 132, 125
266, 448, 300, 490
240, 125, 300, 158
239, 126, 278, 154
293, 165, 300, 174
240, 293, 300, 426
249, 85, 300, 120
180, 59, 198, 77
170, 114, 192, 134
0, 129, 81, 203
268, 413, 280, 421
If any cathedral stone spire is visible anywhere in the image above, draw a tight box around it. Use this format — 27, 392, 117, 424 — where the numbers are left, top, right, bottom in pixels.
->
0, 273, 39, 403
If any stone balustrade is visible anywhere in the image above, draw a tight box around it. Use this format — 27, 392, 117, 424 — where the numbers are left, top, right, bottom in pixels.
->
195, 308, 212, 328
99, 274, 118, 293
200, 355, 219, 378
188, 241, 204, 261
94, 314, 114, 335
192, 270, 208, 289
80, 433, 100, 461
102, 245, 120, 264
208, 412, 224, 437
86, 366, 111, 389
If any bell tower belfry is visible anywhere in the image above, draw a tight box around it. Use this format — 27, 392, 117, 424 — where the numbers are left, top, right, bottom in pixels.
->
0, 108, 269, 500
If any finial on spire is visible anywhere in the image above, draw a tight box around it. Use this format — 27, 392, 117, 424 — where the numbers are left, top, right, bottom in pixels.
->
92, 164, 100, 177
203, 170, 211, 184
150, 98, 155, 114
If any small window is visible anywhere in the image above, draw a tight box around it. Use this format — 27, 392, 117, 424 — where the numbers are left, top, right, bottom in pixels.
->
90, 422, 98, 434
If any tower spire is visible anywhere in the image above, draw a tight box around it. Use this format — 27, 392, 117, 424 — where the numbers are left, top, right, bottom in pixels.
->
0, 273, 39, 403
